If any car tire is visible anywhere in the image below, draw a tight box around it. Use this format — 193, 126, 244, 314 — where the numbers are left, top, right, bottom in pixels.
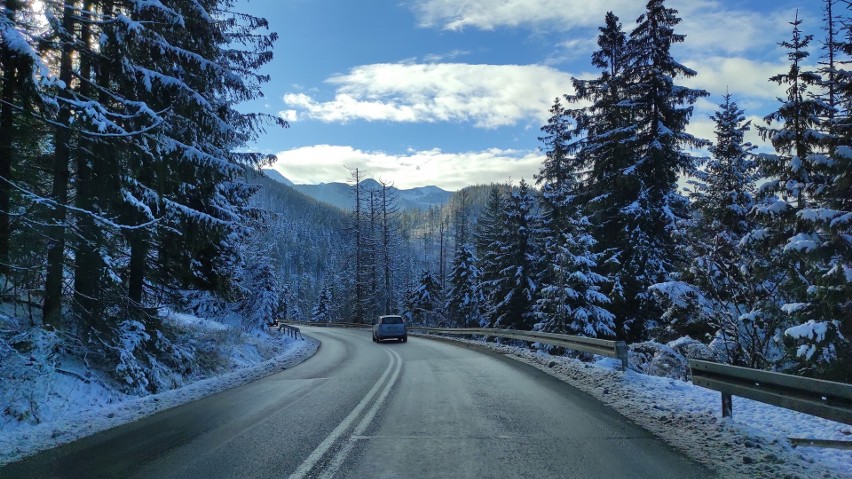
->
372, 335, 377, 342
402, 336, 407, 343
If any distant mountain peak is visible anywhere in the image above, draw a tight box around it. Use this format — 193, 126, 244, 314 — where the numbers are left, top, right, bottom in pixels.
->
287, 177, 451, 211
262, 168, 294, 187
359, 178, 382, 189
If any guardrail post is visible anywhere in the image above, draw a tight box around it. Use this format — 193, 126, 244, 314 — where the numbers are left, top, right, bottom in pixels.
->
615, 341, 628, 371
721, 392, 732, 418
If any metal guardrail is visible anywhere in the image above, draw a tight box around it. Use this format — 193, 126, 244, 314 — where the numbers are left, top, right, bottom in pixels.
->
286, 321, 627, 370
274, 322, 304, 339
688, 359, 852, 425
409, 326, 629, 371
287, 321, 369, 329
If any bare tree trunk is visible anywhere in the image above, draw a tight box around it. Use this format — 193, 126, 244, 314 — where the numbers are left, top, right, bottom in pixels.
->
0, 1, 18, 277
381, 183, 392, 314
43, 1, 77, 328
128, 230, 147, 305
73, 0, 100, 327
352, 168, 363, 323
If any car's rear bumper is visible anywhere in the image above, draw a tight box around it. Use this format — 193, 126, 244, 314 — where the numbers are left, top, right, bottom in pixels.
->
376, 330, 407, 340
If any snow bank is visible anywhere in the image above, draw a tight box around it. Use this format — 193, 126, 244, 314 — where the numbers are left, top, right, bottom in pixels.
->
0, 313, 318, 466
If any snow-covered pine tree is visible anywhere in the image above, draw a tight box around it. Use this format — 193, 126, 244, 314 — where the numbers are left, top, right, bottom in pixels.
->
403, 269, 443, 326
312, 284, 334, 323
750, 12, 840, 375
536, 98, 579, 232
534, 227, 614, 338
534, 98, 613, 338
242, 258, 282, 331
445, 243, 481, 327
804, 3, 852, 380
0, 0, 54, 303
141, 0, 281, 305
474, 185, 508, 327
24, 0, 169, 328
483, 180, 542, 330
773, 6, 851, 380
0, 0, 37, 277
444, 188, 479, 326
594, 1, 708, 341
651, 94, 769, 366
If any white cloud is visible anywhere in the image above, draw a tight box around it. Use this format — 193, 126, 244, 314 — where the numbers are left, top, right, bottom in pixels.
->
422, 49, 472, 63
279, 109, 298, 122
683, 56, 787, 103
272, 145, 544, 190
676, 3, 794, 55
409, 0, 803, 54
281, 63, 574, 128
410, 0, 637, 31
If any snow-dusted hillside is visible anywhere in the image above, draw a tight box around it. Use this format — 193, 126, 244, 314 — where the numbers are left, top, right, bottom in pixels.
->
0, 309, 318, 465
261, 171, 452, 211
262, 168, 295, 187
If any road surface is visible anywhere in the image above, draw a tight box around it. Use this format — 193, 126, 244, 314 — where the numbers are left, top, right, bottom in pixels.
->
0, 327, 714, 478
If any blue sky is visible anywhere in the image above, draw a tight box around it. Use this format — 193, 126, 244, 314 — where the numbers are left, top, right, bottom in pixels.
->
240, 0, 825, 190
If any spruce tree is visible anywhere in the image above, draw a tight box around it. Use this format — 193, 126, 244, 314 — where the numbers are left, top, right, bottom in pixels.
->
652, 94, 767, 365
445, 243, 480, 327
749, 12, 839, 374
312, 284, 334, 323
535, 97, 613, 338
570, 4, 708, 341
616, 0, 709, 341
774, 7, 852, 379
404, 269, 443, 326
482, 180, 542, 330
474, 185, 508, 326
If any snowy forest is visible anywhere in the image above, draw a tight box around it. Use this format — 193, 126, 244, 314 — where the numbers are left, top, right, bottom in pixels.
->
377, 1, 851, 383
0, 0, 292, 396
0, 0, 849, 420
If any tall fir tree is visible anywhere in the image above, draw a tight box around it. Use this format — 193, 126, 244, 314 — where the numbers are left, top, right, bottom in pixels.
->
482, 180, 542, 330
569, 4, 708, 341
534, 98, 613, 338
773, 7, 851, 379
445, 243, 481, 327
404, 269, 443, 326
749, 12, 839, 375
651, 94, 772, 366
312, 284, 334, 323
474, 185, 508, 326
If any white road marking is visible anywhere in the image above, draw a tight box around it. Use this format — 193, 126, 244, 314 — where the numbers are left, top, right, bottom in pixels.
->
319, 348, 403, 479
288, 332, 401, 479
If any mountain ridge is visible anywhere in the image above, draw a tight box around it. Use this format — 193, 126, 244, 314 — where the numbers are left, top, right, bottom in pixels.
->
262, 169, 452, 211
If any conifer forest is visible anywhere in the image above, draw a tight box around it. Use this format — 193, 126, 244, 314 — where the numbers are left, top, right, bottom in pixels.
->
0, 0, 850, 413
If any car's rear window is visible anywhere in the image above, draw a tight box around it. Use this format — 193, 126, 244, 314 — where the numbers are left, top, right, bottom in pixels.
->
381, 316, 403, 324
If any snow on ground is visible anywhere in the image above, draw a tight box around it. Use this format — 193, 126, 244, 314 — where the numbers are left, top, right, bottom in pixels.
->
416, 334, 851, 479
0, 311, 318, 466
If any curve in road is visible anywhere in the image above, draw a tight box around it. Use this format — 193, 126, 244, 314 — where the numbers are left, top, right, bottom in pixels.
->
0, 327, 714, 478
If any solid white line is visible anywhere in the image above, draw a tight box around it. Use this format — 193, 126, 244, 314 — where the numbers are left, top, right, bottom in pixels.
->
318, 348, 403, 479
288, 342, 397, 479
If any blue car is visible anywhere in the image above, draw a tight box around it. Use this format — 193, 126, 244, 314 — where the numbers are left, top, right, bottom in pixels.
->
372, 315, 407, 343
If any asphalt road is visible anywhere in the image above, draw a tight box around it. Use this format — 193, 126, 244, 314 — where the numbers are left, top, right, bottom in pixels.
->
0, 327, 714, 478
